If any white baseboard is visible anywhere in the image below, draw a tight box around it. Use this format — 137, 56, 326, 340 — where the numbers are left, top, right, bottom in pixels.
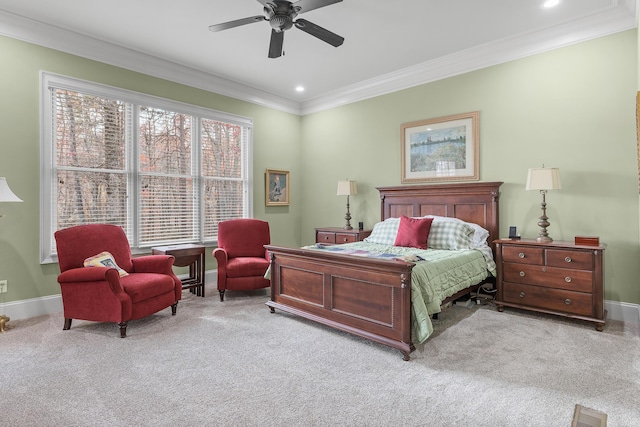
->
1, 271, 638, 325
604, 300, 640, 325
0, 270, 218, 321
0, 294, 63, 321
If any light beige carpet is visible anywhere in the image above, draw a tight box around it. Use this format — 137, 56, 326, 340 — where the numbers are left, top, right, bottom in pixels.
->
1, 289, 638, 426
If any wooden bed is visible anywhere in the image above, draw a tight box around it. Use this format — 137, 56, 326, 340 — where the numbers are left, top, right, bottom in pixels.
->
265, 181, 502, 360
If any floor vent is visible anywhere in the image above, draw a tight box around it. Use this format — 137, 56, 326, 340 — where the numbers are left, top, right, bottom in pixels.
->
572, 404, 607, 427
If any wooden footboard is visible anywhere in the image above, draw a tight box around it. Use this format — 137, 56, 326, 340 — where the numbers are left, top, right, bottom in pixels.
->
265, 245, 416, 360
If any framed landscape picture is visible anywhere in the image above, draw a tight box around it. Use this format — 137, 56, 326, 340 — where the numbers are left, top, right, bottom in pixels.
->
266, 169, 290, 206
401, 111, 479, 183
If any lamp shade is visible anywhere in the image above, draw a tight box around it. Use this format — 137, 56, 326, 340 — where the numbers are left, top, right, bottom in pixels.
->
0, 177, 22, 202
337, 180, 357, 196
525, 168, 561, 191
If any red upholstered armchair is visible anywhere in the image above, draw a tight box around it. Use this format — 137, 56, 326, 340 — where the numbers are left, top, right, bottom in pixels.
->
54, 224, 182, 337
213, 219, 270, 301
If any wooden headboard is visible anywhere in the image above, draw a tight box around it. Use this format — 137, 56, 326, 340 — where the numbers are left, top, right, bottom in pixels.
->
377, 181, 503, 251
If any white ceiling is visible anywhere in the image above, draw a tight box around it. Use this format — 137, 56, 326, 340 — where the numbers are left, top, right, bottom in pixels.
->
0, 0, 636, 115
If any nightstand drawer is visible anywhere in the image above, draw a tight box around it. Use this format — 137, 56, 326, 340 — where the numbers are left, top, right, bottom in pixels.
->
503, 263, 592, 292
317, 232, 336, 244
335, 233, 357, 244
546, 249, 593, 270
315, 228, 372, 245
502, 282, 593, 317
502, 245, 543, 265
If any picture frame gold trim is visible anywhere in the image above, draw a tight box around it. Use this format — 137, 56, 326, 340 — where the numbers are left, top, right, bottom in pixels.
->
266, 169, 290, 206
401, 111, 480, 183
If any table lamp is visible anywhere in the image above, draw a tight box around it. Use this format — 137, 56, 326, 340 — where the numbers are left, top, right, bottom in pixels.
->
336, 179, 357, 230
0, 177, 22, 205
525, 166, 561, 242
0, 177, 22, 332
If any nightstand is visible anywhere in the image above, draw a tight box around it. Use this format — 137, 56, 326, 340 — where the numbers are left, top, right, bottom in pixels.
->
315, 227, 371, 245
494, 238, 606, 331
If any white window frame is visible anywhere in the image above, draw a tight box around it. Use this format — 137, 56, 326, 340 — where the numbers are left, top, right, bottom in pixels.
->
40, 72, 253, 263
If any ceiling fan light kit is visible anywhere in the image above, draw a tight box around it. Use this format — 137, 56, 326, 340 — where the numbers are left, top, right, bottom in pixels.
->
209, 0, 344, 58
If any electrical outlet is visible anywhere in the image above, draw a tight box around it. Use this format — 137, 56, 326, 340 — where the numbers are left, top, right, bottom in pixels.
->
0, 280, 7, 293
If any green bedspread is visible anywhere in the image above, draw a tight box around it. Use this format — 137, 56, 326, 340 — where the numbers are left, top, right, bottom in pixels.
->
301, 242, 493, 344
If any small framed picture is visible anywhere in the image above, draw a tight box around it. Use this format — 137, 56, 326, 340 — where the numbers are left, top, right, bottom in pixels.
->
401, 111, 480, 183
266, 169, 290, 206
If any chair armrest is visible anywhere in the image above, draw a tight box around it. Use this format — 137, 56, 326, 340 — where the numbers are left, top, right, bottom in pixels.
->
212, 248, 228, 265
57, 267, 127, 297
131, 255, 182, 299
212, 248, 228, 289
131, 255, 175, 274
58, 266, 121, 284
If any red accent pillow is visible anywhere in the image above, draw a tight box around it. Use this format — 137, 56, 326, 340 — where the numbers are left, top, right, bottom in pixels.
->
394, 216, 433, 249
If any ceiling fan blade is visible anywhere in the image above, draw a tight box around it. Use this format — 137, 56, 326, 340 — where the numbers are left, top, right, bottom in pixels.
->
209, 15, 265, 32
254, 0, 272, 7
268, 29, 285, 58
293, 0, 342, 14
294, 18, 344, 47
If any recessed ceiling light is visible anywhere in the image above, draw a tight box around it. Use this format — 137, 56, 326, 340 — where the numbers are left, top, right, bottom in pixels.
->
295, 86, 305, 92
542, 0, 560, 8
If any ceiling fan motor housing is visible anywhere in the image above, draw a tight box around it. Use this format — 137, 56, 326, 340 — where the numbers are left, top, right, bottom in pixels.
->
265, 1, 299, 32
270, 14, 293, 31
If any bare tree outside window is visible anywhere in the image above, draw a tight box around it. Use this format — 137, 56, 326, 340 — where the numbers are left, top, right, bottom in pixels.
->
43, 74, 251, 261
55, 90, 127, 230
202, 118, 245, 239
138, 106, 194, 245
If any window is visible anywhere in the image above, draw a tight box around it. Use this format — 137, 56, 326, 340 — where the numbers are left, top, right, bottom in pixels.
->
40, 72, 253, 263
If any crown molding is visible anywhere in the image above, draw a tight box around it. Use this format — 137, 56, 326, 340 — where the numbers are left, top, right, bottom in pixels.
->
300, 1, 637, 115
0, 10, 302, 115
0, 2, 636, 117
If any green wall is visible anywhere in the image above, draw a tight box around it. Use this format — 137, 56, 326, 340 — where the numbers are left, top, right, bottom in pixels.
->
301, 30, 639, 304
1, 29, 639, 307
0, 36, 301, 303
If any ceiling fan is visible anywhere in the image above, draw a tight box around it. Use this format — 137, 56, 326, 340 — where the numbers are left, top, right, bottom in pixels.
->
209, 0, 344, 58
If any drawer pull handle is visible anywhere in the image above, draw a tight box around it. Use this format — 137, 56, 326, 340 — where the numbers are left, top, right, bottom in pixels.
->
519, 271, 525, 277
343, 238, 348, 242
519, 292, 526, 298
324, 236, 329, 240
564, 298, 572, 305
565, 256, 572, 263
518, 253, 525, 259
565, 277, 572, 283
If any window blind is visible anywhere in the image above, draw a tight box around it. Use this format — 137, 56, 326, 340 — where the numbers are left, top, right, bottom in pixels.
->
202, 118, 248, 240
53, 89, 130, 234
41, 72, 252, 263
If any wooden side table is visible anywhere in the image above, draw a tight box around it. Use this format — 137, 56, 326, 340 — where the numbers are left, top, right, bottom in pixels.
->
152, 244, 206, 297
